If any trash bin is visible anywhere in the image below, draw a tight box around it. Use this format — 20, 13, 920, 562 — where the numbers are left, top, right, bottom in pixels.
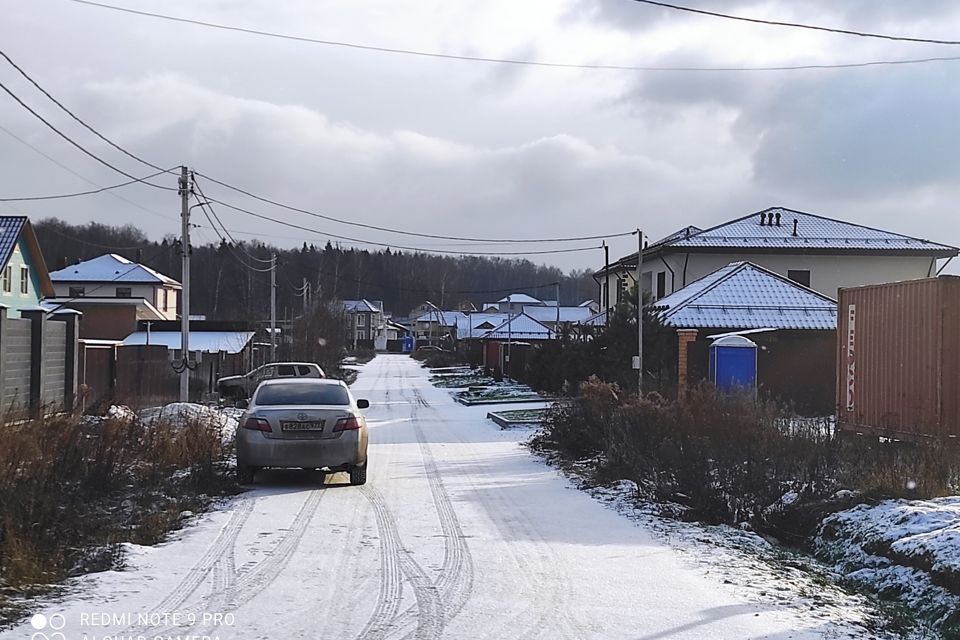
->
709, 335, 757, 394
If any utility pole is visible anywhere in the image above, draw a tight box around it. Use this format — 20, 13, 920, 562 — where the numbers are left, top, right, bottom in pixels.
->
636, 228, 643, 395
179, 166, 191, 402
506, 306, 512, 379
555, 282, 560, 339
603, 241, 610, 311
270, 253, 277, 362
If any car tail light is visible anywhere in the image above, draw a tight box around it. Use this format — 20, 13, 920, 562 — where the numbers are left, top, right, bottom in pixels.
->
243, 417, 272, 432
333, 416, 362, 432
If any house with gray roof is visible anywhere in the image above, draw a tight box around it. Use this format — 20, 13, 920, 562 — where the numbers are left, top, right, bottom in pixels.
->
342, 299, 384, 349
657, 260, 841, 414
49, 253, 180, 320
595, 206, 958, 311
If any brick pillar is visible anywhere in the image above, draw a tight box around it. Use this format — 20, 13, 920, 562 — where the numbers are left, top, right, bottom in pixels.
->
51, 309, 82, 413
20, 307, 47, 417
677, 329, 699, 402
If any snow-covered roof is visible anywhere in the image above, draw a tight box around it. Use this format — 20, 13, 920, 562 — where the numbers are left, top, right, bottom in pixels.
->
122, 330, 255, 354
522, 305, 594, 324
607, 208, 958, 272
50, 253, 181, 286
455, 312, 508, 339
581, 310, 608, 327
653, 261, 837, 331
414, 310, 467, 326
649, 225, 703, 249
578, 299, 598, 308
0, 216, 26, 271
497, 293, 543, 305
342, 299, 382, 313
482, 313, 555, 340
668, 208, 957, 254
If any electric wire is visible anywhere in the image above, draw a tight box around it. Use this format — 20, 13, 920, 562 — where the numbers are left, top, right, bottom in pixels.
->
0, 167, 177, 201
0, 78, 174, 189
66, 0, 960, 70
194, 173, 630, 244
631, 0, 960, 46
192, 178, 273, 263
200, 191, 602, 256
0, 123, 178, 221
0, 49, 175, 174
195, 199, 275, 273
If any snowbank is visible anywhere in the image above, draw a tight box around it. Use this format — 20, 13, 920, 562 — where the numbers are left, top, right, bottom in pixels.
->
817, 497, 960, 630
138, 403, 240, 443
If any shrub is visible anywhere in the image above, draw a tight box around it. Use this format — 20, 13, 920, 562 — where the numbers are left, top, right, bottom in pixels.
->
0, 410, 234, 618
537, 381, 960, 531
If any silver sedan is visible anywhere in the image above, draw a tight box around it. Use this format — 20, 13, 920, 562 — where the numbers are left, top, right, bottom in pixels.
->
235, 378, 370, 485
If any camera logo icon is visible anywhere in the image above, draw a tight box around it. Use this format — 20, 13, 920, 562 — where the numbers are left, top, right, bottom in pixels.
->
30, 613, 66, 640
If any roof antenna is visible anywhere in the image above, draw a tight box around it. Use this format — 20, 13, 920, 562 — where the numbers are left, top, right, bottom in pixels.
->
760, 212, 767, 226
775, 211, 782, 227
792, 219, 799, 236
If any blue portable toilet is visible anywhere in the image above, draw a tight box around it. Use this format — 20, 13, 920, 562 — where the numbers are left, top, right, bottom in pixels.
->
402, 336, 415, 353
709, 335, 758, 394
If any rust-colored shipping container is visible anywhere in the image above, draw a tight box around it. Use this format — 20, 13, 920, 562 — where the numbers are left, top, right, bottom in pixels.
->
837, 276, 960, 441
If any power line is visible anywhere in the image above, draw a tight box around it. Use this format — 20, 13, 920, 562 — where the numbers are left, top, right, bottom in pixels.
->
194, 199, 275, 272
191, 179, 273, 263
631, 0, 960, 46
0, 49, 174, 173
194, 172, 632, 244
66, 0, 960, 71
199, 191, 602, 256
0, 167, 176, 201
0, 78, 174, 189
0, 123, 178, 221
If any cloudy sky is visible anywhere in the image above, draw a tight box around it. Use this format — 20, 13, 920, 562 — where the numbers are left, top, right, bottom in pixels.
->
2, 0, 959, 271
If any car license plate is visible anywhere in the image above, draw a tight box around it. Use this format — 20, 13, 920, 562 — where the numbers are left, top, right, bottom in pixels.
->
280, 420, 324, 432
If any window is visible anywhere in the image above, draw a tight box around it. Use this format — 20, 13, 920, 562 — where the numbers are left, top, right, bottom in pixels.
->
787, 270, 811, 288
1, 266, 9, 293
358, 330, 366, 340
254, 382, 349, 406
19, 266, 29, 294
277, 365, 296, 377
297, 365, 312, 376
163, 289, 169, 310
116, 287, 132, 298
357, 314, 366, 326
69, 286, 85, 297
656, 272, 666, 299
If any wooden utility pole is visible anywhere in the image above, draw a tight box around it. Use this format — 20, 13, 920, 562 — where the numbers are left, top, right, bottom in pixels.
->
178, 166, 191, 402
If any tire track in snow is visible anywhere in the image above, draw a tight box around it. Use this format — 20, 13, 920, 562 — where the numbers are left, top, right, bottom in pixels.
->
368, 373, 474, 640
124, 495, 255, 637
407, 366, 585, 640
150, 487, 326, 637
361, 484, 443, 640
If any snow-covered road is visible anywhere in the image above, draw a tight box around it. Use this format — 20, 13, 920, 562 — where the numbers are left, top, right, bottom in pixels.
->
5, 355, 865, 639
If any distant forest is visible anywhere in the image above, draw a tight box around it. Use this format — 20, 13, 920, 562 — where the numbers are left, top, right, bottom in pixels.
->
33, 218, 598, 321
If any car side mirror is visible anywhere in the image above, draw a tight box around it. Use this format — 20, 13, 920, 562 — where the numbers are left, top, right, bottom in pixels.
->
357, 399, 370, 410
235, 399, 249, 409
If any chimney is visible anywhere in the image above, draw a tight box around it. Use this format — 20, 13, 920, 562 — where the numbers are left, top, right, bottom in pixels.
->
136, 248, 144, 263
57, 256, 67, 270
792, 219, 799, 236
760, 212, 767, 226
775, 211, 782, 226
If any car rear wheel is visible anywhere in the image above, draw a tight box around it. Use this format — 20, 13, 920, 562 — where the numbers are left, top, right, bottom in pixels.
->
349, 463, 367, 486
237, 464, 256, 485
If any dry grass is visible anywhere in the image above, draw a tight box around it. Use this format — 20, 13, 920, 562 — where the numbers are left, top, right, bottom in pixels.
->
0, 409, 235, 619
534, 378, 960, 532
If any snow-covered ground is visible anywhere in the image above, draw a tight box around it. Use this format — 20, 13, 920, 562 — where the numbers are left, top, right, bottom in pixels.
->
817, 498, 960, 631
0, 355, 908, 639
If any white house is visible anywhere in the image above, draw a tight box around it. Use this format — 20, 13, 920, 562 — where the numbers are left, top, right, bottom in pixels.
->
595, 207, 958, 311
48, 253, 180, 320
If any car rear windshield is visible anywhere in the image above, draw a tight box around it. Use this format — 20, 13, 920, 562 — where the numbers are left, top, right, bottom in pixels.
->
255, 383, 350, 406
